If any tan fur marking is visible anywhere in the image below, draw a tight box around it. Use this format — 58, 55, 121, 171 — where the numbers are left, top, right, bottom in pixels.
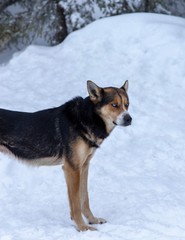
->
63, 159, 96, 231
72, 139, 95, 168
0, 145, 63, 167
98, 87, 129, 133
80, 155, 107, 224
83, 131, 103, 147
62, 136, 106, 230
0, 145, 15, 156
24, 156, 63, 167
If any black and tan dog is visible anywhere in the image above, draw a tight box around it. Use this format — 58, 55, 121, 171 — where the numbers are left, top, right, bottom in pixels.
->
0, 80, 132, 231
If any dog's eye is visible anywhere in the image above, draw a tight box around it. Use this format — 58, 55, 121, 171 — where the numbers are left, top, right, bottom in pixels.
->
125, 103, 129, 108
111, 103, 118, 108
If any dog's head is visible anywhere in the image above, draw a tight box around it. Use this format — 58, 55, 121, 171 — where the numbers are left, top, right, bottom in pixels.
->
87, 80, 132, 132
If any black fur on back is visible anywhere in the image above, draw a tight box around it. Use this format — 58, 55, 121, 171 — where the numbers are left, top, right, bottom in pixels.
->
62, 97, 108, 140
0, 96, 108, 161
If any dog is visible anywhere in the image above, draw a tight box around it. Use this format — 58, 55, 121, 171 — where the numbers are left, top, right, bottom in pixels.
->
0, 80, 132, 231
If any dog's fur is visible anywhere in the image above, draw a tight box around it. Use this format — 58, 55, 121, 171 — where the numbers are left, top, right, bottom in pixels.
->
0, 80, 132, 231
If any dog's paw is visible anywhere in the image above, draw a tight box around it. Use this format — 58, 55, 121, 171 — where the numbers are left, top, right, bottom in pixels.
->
89, 217, 107, 225
77, 224, 97, 231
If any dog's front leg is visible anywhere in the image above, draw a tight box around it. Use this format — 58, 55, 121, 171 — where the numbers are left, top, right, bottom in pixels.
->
63, 161, 96, 231
80, 158, 107, 225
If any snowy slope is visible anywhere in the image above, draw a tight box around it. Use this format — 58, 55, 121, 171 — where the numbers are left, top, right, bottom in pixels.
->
1, 13, 185, 240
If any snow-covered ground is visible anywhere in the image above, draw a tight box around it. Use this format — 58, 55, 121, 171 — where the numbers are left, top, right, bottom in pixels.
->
1, 13, 185, 240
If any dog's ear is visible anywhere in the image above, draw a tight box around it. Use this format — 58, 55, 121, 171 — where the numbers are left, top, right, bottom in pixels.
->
121, 80, 129, 92
87, 80, 103, 103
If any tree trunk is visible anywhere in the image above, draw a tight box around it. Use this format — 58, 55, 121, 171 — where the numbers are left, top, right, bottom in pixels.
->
145, 0, 149, 12
55, 3, 68, 44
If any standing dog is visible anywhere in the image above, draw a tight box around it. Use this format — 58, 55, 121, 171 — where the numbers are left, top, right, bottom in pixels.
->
0, 80, 132, 231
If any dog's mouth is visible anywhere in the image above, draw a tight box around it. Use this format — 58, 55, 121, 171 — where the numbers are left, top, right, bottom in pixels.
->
113, 121, 117, 126
113, 117, 132, 127
113, 122, 132, 127
123, 122, 132, 127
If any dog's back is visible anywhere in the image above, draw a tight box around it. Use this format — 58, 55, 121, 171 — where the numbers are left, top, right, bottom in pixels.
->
0, 108, 63, 162
0, 96, 107, 166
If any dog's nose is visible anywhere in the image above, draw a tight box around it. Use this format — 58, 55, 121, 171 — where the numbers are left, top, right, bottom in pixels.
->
124, 114, 132, 126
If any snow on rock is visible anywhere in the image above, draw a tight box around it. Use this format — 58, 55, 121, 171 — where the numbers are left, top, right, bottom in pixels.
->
1, 13, 185, 240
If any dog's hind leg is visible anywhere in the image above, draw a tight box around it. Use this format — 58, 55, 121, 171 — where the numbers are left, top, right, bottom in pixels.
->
80, 156, 107, 225
63, 161, 96, 231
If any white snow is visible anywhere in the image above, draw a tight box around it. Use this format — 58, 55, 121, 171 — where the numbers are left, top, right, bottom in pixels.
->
1, 12, 185, 239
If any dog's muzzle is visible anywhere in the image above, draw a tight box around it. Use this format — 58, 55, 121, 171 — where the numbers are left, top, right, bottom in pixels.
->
114, 111, 132, 127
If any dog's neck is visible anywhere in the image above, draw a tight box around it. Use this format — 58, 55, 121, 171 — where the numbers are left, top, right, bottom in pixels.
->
62, 97, 109, 141
84, 97, 117, 135
82, 97, 110, 138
